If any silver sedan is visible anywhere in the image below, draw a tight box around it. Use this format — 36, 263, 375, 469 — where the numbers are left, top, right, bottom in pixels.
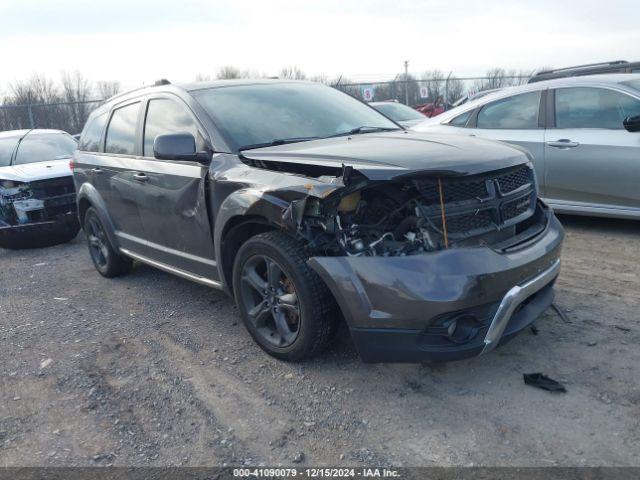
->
413, 74, 640, 219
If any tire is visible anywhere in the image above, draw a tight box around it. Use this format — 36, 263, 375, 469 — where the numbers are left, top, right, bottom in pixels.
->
232, 230, 336, 361
83, 207, 132, 278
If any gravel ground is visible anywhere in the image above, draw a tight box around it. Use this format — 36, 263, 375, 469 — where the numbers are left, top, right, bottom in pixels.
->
1, 214, 639, 467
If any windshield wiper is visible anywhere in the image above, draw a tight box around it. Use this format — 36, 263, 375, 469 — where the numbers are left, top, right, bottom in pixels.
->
238, 136, 321, 151
327, 126, 401, 138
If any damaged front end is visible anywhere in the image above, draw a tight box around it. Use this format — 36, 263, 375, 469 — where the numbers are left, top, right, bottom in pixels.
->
290, 162, 544, 257
277, 161, 563, 363
0, 177, 79, 249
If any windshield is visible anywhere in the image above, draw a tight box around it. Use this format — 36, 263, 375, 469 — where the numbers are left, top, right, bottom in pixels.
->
14, 132, 77, 165
193, 83, 399, 150
623, 79, 640, 94
372, 102, 425, 122
0, 136, 20, 167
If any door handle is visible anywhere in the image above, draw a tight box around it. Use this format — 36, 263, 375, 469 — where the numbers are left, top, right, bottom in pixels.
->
133, 172, 149, 182
91, 167, 103, 174
547, 139, 579, 149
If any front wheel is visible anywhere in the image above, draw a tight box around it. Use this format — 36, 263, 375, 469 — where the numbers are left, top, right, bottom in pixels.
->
84, 207, 132, 278
232, 231, 336, 361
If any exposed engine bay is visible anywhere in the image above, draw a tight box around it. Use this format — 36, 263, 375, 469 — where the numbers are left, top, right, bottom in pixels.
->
293, 164, 543, 257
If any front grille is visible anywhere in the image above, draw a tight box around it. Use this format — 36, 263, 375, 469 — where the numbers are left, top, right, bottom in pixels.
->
502, 196, 532, 221
439, 209, 494, 233
415, 164, 536, 242
30, 176, 75, 198
496, 165, 532, 194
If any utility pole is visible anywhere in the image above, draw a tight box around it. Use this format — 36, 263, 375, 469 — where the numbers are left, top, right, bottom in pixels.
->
404, 60, 409, 105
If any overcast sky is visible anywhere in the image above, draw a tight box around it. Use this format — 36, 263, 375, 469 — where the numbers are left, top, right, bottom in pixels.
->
1, 0, 638, 93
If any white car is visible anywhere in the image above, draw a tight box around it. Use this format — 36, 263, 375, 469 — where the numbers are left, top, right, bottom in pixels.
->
0, 129, 80, 249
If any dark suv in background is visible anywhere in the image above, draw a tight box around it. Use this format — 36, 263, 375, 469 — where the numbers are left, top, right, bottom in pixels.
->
73, 80, 563, 362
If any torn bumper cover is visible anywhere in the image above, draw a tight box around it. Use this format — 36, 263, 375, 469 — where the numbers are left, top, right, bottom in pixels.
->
308, 206, 563, 363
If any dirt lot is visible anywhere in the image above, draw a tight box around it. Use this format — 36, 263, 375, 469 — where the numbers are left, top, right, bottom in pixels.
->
0, 215, 639, 467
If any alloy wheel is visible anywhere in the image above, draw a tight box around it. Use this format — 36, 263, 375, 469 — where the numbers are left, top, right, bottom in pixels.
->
239, 254, 301, 347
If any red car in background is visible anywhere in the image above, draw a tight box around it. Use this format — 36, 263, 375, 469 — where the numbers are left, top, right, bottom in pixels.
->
415, 97, 445, 117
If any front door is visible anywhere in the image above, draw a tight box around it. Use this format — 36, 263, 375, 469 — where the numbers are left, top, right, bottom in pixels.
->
135, 96, 216, 279
544, 87, 640, 212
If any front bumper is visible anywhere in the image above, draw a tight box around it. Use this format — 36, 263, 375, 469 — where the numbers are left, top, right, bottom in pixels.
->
308, 206, 564, 363
0, 212, 79, 248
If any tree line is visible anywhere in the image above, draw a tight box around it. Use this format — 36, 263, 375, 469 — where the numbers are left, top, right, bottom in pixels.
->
0, 66, 534, 133
0, 72, 120, 133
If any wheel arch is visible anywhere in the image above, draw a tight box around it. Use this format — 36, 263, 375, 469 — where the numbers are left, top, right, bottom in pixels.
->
76, 182, 120, 251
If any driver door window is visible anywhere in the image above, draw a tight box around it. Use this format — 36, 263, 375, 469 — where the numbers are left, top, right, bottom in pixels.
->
143, 98, 199, 157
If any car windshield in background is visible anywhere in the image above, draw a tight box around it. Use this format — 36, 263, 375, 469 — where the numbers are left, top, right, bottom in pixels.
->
373, 102, 425, 122
13, 133, 77, 165
623, 79, 640, 93
193, 83, 399, 150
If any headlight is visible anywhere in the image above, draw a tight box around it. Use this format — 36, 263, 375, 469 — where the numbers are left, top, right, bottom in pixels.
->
0, 180, 21, 189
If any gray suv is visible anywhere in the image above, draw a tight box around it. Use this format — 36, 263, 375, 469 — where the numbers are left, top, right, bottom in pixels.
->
414, 74, 640, 219
73, 80, 563, 363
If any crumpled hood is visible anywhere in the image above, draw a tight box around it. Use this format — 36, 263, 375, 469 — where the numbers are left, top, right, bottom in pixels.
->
0, 159, 72, 183
242, 131, 530, 180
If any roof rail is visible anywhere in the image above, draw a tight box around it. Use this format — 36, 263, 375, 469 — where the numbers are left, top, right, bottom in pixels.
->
534, 60, 629, 77
102, 79, 172, 103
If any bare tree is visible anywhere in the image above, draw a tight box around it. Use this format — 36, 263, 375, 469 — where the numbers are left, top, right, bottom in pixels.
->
216, 65, 242, 79
279, 66, 306, 80
61, 71, 92, 133
96, 80, 121, 99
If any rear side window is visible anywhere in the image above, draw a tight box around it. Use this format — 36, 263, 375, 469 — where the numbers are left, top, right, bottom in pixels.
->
448, 110, 472, 127
477, 92, 540, 129
143, 98, 199, 157
555, 87, 640, 129
79, 112, 108, 152
105, 103, 140, 155
0, 137, 19, 167
14, 133, 77, 165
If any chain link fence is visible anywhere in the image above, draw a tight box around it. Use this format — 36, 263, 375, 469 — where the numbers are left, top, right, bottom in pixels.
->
0, 74, 533, 133
0, 99, 106, 134
333, 74, 532, 109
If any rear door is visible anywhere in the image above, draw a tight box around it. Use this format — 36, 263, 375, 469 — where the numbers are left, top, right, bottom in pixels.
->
101, 101, 149, 251
135, 95, 216, 278
544, 86, 640, 212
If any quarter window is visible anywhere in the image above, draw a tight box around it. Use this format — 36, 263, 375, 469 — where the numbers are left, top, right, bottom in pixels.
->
477, 92, 540, 129
105, 103, 140, 155
143, 98, 199, 157
448, 110, 472, 127
555, 87, 640, 129
79, 112, 108, 152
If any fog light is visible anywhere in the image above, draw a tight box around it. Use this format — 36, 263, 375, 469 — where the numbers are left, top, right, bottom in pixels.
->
446, 314, 479, 344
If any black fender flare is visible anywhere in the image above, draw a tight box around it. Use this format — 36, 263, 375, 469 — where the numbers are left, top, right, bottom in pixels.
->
76, 182, 120, 251
213, 188, 294, 289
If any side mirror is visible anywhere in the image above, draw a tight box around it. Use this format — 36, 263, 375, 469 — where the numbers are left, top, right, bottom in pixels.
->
623, 115, 640, 133
153, 133, 210, 162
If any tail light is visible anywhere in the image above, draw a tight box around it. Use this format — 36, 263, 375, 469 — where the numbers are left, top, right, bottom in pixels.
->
69, 159, 74, 171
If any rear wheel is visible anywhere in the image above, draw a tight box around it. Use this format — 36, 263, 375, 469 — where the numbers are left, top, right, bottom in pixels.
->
84, 207, 132, 277
232, 231, 335, 361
